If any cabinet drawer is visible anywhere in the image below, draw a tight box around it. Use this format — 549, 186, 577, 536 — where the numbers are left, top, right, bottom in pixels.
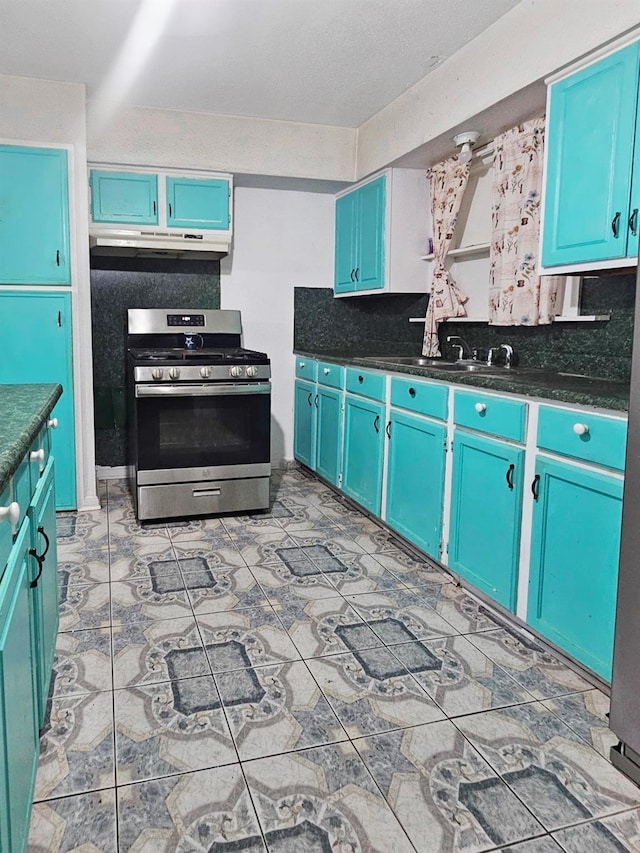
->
295, 358, 317, 382
345, 368, 386, 402
317, 362, 344, 389
29, 425, 51, 490
454, 389, 527, 443
390, 377, 448, 421
0, 481, 12, 577
537, 405, 627, 471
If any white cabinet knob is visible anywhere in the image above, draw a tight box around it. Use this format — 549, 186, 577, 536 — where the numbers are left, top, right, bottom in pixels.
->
30, 448, 45, 463
0, 502, 20, 525
299, 361, 305, 368
47, 418, 59, 429
474, 402, 487, 414
573, 423, 589, 436
323, 368, 330, 375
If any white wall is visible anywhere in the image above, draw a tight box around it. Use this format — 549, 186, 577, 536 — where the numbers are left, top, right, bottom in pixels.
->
220, 186, 334, 465
0, 74, 99, 511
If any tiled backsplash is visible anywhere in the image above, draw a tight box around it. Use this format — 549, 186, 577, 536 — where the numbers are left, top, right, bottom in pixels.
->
91, 257, 220, 467
294, 274, 635, 381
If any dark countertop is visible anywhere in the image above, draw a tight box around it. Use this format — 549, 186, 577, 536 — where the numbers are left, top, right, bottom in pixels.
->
294, 350, 629, 414
0, 384, 62, 493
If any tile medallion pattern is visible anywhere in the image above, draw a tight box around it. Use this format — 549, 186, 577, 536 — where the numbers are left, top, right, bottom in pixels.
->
27, 472, 637, 852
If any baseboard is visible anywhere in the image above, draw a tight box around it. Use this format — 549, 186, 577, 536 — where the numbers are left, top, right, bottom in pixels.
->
96, 465, 131, 480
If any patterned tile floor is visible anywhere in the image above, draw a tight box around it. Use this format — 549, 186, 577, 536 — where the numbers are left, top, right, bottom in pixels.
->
28, 468, 640, 852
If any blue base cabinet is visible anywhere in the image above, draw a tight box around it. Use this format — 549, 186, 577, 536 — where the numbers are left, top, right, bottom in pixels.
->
528, 456, 623, 680
342, 395, 385, 515
449, 430, 524, 611
315, 386, 343, 486
385, 410, 446, 559
0, 145, 70, 285
0, 291, 76, 508
293, 380, 317, 470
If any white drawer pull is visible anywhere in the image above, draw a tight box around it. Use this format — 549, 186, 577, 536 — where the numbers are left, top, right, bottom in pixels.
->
30, 448, 45, 463
47, 418, 59, 429
474, 402, 487, 414
299, 361, 305, 368
0, 502, 20, 525
573, 423, 589, 436
323, 368, 330, 375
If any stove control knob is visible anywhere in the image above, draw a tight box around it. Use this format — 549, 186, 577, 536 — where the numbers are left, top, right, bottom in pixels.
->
230, 365, 244, 378
246, 366, 258, 377
151, 368, 164, 381
168, 367, 181, 380
200, 366, 211, 379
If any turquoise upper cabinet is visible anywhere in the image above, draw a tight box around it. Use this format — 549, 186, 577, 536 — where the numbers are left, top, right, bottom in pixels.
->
0, 145, 70, 285
166, 176, 230, 230
334, 169, 429, 296
0, 291, 76, 509
449, 430, 524, 610
385, 410, 447, 559
90, 169, 158, 225
0, 521, 39, 853
528, 456, 623, 681
315, 385, 343, 486
542, 42, 640, 267
342, 394, 385, 514
294, 379, 317, 470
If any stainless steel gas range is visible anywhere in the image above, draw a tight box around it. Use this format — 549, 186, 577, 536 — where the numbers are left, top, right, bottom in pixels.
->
126, 308, 271, 521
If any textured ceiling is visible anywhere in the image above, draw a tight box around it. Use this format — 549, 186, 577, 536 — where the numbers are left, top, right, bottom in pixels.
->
0, 0, 519, 127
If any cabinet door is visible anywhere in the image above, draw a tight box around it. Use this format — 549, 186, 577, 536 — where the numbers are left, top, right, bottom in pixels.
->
29, 458, 58, 724
0, 521, 39, 853
528, 456, 622, 680
90, 169, 158, 225
342, 395, 385, 514
316, 386, 343, 486
335, 191, 357, 293
385, 411, 446, 559
166, 176, 230, 230
449, 430, 524, 610
355, 175, 386, 291
294, 380, 317, 469
0, 145, 70, 284
628, 99, 640, 259
0, 292, 76, 508
542, 43, 640, 266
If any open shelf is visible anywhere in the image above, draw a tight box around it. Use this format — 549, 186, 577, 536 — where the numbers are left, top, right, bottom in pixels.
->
409, 314, 610, 324
421, 242, 491, 262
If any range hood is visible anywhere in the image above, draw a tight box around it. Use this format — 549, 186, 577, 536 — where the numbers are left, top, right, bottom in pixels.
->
89, 228, 230, 260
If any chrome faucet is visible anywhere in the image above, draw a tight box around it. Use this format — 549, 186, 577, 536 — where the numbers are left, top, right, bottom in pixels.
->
499, 343, 515, 368
446, 335, 472, 361
487, 347, 501, 367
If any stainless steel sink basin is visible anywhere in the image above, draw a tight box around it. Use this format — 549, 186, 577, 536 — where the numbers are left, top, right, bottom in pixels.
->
363, 356, 453, 367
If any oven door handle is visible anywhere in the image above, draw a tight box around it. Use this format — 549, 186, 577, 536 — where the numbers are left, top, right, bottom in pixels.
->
135, 382, 271, 398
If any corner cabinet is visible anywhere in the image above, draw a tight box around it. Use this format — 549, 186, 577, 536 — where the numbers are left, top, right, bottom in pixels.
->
0, 145, 70, 285
334, 169, 430, 296
542, 40, 640, 270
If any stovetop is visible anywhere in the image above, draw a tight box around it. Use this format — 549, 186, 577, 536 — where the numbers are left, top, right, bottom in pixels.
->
129, 347, 269, 365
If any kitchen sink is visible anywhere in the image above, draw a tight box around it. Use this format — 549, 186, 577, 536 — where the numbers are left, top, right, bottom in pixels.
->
363, 356, 454, 367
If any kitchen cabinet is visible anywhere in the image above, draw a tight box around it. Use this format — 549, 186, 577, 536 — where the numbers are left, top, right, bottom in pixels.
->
542, 41, 640, 268
0, 291, 76, 508
315, 385, 343, 486
294, 361, 344, 486
334, 168, 430, 296
385, 409, 447, 559
90, 169, 159, 225
166, 176, 230, 230
0, 145, 70, 285
342, 394, 385, 514
449, 430, 524, 611
293, 379, 317, 470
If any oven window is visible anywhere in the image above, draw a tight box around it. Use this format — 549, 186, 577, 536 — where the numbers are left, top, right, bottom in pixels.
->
135, 391, 270, 471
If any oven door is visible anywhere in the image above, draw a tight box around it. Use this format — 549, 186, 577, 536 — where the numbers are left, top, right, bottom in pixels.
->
133, 382, 271, 484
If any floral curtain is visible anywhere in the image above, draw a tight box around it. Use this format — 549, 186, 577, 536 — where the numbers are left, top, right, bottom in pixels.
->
422, 156, 471, 357
489, 117, 564, 325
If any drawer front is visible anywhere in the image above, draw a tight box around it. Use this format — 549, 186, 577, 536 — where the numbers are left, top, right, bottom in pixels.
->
537, 405, 627, 471
295, 357, 317, 382
317, 362, 344, 389
0, 481, 13, 577
29, 425, 51, 491
454, 389, 527, 443
390, 377, 448, 421
345, 368, 386, 402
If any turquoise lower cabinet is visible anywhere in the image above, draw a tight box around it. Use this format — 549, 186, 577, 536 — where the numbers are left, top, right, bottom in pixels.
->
0, 521, 39, 853
528, 456, 623, 680
0, 145, 70, 285
29, 458, 58, 723
0, 291, 76, 508
342, 395, 385, 514
315, 386, 343, 486
166, 176, 230, 230
385, 411, 446, 559
90, 169, 158, 225
449, 430, 524, 610
293, 380, 317, 469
